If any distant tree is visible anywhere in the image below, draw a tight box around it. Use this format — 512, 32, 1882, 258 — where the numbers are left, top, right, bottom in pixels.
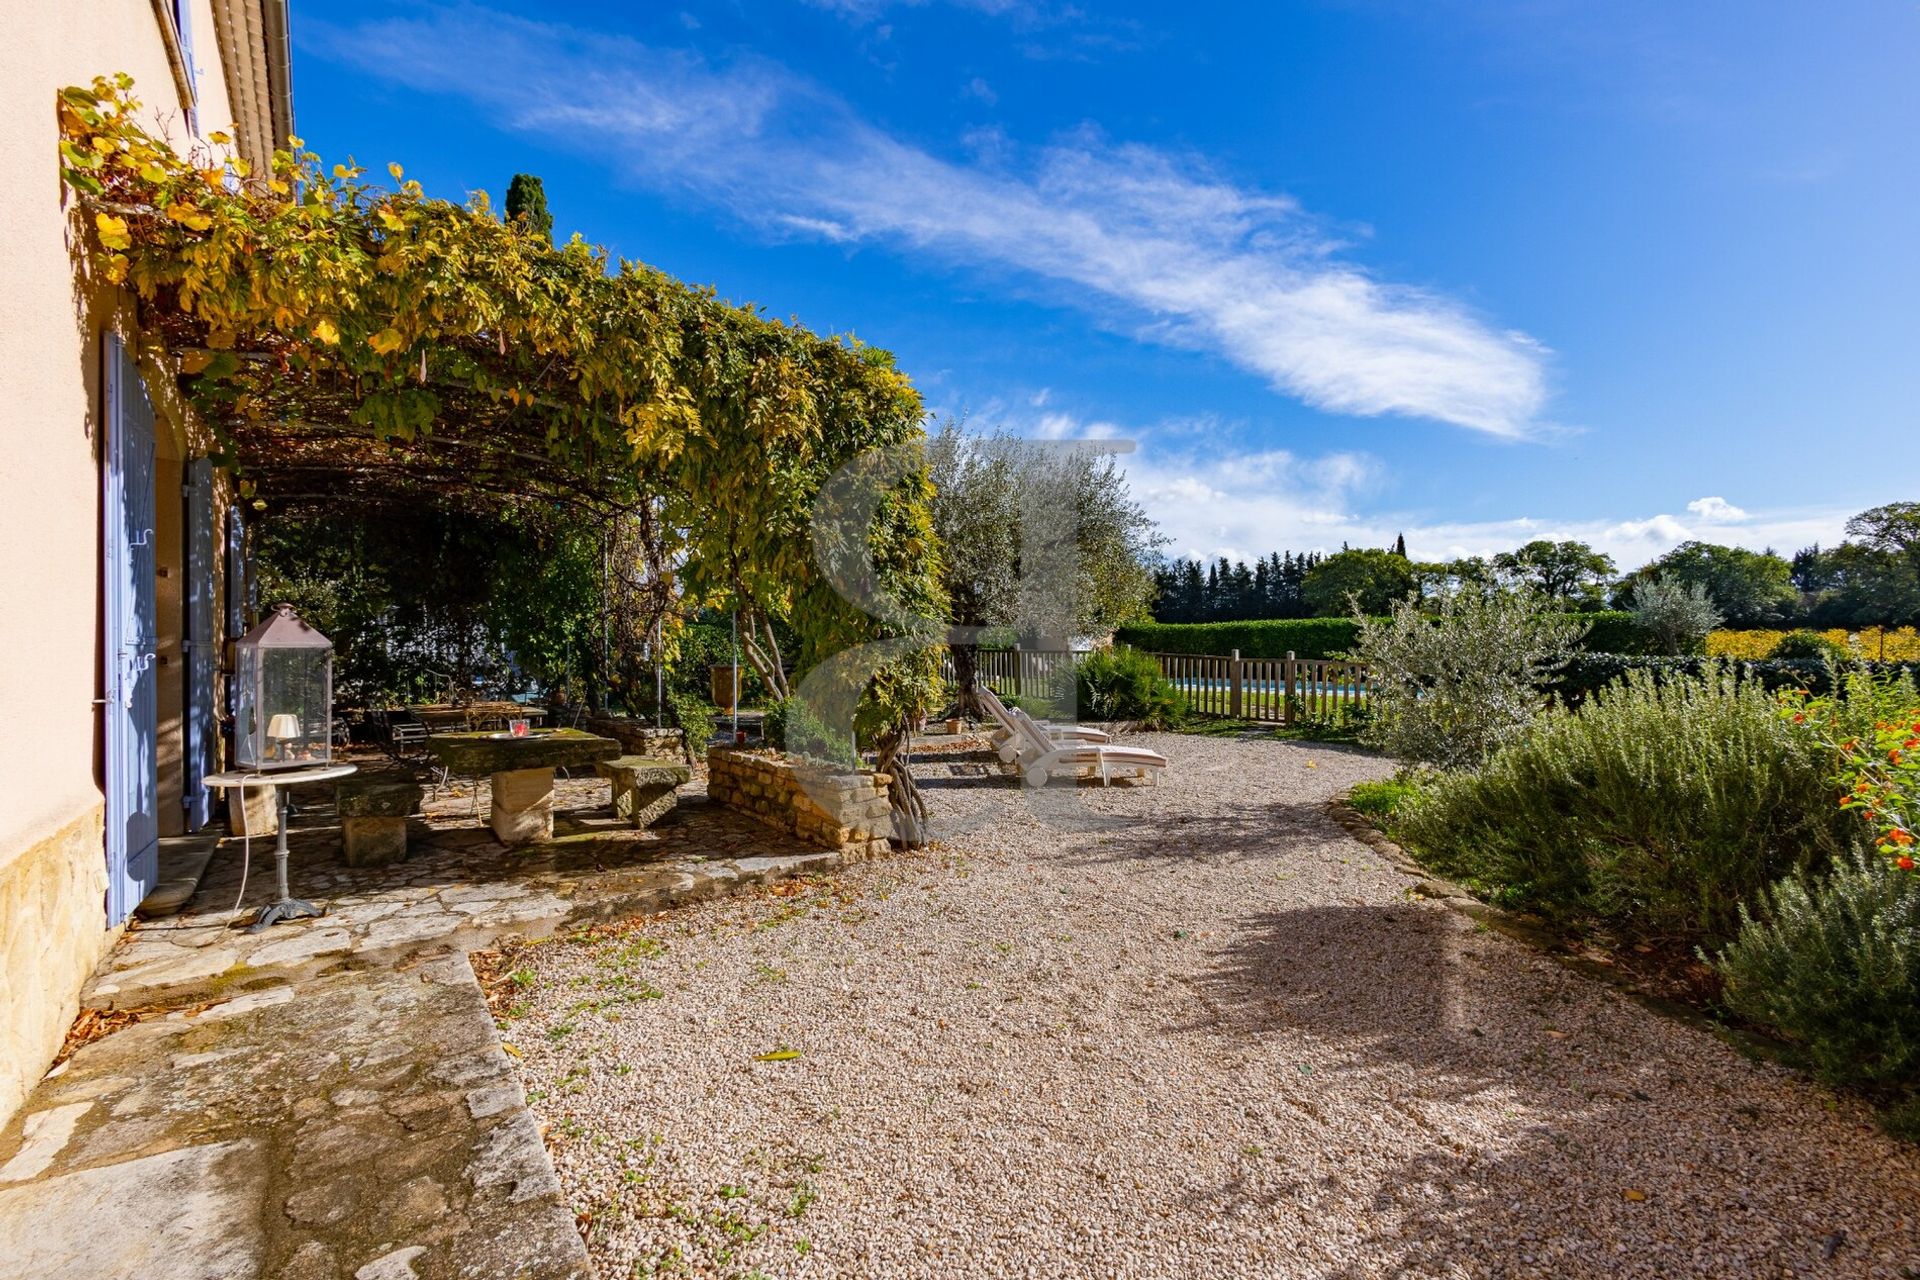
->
505, 173, 554, 245
1847, 502, 1920, 604
1303, 548, 1417, 616
1492, 539, 1616, 609
1393, 532, 1407, 558
1620, 541, 1797, 627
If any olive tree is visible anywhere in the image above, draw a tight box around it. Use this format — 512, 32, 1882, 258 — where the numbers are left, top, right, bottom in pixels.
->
1631, 573, 1722, 656
1355, 590, 1587, 770
926, 423, 1159, 716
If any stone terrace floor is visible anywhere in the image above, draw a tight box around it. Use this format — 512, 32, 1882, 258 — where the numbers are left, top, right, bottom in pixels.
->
0, 749, 876, 1280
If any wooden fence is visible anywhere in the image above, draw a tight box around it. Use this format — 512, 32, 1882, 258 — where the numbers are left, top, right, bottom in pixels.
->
941, 647, 1369, 725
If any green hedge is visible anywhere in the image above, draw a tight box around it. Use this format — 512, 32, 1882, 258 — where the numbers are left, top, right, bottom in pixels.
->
1114, 618, 1364, 659
1118, 610, 1645, 660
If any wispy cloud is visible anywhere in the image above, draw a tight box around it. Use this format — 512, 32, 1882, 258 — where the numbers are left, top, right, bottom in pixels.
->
305, 6, 1552, 438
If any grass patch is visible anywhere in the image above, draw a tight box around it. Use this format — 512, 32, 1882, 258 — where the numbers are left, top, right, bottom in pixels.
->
1345, 776, 1423, 821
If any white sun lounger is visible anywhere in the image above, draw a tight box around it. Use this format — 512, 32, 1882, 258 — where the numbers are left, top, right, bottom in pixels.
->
978, 685, 1109, 763
1007, 707, 1167, 788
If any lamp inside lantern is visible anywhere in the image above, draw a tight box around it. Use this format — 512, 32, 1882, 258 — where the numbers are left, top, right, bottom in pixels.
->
234, 604, 334, 770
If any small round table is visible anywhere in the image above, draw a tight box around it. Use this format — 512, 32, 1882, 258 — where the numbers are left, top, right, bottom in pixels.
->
202, 763, 358, 931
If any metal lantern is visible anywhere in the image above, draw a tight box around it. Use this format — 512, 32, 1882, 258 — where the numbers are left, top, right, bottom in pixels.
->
233, 603, 333, 770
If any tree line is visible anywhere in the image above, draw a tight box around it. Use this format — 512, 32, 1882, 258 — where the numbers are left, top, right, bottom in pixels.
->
1148, 502, 1920, 629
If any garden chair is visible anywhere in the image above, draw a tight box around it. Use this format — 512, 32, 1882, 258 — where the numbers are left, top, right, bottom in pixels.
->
1006, 706, 1167, 788
978, 685, 1109, 764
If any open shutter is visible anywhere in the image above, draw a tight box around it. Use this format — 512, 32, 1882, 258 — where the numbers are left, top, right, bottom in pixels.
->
103, 335, 160, 923
183, 458, 217, 829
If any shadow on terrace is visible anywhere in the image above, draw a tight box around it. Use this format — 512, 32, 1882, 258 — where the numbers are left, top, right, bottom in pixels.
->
89, 759, 840, 1011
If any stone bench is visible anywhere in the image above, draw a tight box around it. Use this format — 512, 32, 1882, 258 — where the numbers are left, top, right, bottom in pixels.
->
335, 778, 423, 866
594, 756, 691, 829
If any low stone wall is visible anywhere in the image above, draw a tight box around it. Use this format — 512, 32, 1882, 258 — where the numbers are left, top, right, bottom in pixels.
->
706, 748, 893, 856
585, 717, 687, 760
0, 805, 111, 1130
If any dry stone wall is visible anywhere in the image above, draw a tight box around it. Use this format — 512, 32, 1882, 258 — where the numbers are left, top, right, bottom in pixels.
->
706, 748, 893, 856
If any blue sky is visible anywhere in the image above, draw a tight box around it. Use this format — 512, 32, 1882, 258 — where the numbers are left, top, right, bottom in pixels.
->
290, 0, 1919, 570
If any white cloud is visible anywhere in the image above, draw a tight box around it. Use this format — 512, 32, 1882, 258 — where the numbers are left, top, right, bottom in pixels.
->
1686, 495, 1748, 523
307, 8, 1552, 438
961, 76, 998, 106
982, 410, 1847, 570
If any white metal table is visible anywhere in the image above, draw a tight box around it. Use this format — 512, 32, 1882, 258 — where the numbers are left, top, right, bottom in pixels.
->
202, 763, 358, 930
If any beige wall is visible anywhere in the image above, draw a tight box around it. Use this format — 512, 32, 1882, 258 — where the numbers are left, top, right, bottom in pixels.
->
0, 0, 247, 1128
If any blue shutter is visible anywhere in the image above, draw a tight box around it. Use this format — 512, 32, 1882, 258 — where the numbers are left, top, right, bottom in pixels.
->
103, 336, 160, 924
183, 458, 217, 829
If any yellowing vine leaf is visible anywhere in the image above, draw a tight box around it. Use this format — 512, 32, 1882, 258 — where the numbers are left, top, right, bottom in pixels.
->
164, 201, 212, 231
310, 318, 341, 345
94, 212, 130, 250
368, 327, 407, 355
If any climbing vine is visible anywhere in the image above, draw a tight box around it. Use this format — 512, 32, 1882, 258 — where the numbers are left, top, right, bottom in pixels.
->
61, 75, 949, 830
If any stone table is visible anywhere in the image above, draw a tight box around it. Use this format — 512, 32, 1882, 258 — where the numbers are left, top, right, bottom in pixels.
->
425, 729, 619, 847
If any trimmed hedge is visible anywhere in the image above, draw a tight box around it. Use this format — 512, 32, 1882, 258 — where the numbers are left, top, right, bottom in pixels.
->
1118, 610, 1646, 660
1114, 618, 1363, 659
1551, 655, 1920, 705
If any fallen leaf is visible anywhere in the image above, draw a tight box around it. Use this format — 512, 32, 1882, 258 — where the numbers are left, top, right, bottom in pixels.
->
1622, 1188, 1646, 1202
754, 1047, 801, 1062
500, 1042, 522, 1059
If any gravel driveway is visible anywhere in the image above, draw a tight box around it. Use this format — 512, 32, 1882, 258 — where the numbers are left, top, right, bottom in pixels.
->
508, 733, 1920, 1279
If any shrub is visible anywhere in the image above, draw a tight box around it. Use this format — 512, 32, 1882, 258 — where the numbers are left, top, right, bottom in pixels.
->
1051, 645, 1186, 728
1395, 667, 1852, 945
764, 696, 859, 768
1779, 663, 1920, 872
1353, 591, 1586, 771
1577, 610, 1653, 655
663, 690, 715, 764
1715, 852, 1920, 1119
1771, 629, 1848, 662
1632, 574, 1722, 656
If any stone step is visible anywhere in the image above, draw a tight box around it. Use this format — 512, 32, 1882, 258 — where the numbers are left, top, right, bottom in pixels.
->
134, 834, 221, 920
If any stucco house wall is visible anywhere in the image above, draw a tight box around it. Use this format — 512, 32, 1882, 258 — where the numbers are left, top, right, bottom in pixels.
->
0, 0, 275, 1129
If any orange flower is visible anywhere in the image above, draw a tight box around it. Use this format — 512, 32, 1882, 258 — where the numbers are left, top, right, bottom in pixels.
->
1891, 829, 1915, 846
1899, 856, 1916, 872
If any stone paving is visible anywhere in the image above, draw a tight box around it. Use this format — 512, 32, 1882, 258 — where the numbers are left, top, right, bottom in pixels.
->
0, 752, 891, 1280
88, 768, 841, 1009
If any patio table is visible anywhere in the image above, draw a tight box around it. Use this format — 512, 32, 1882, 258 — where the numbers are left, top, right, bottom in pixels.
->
424, 728, 618, 846
201, 763, 358, 930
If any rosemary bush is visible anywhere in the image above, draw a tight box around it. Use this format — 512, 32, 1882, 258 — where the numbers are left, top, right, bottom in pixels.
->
1715, 852, 1920, 1134
1396, 667, 1851, 944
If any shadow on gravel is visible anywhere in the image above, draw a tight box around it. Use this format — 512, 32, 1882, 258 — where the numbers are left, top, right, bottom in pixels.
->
1053, 797, 1340, 868
1187, 903, 1480, 1076
1191, 903, 1920, 1278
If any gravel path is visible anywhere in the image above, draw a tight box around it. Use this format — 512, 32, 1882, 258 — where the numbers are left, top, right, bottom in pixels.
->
508, 734, 1920, 1278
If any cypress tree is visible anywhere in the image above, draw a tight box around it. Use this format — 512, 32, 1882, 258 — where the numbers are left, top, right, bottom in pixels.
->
505, 173, 554, 246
